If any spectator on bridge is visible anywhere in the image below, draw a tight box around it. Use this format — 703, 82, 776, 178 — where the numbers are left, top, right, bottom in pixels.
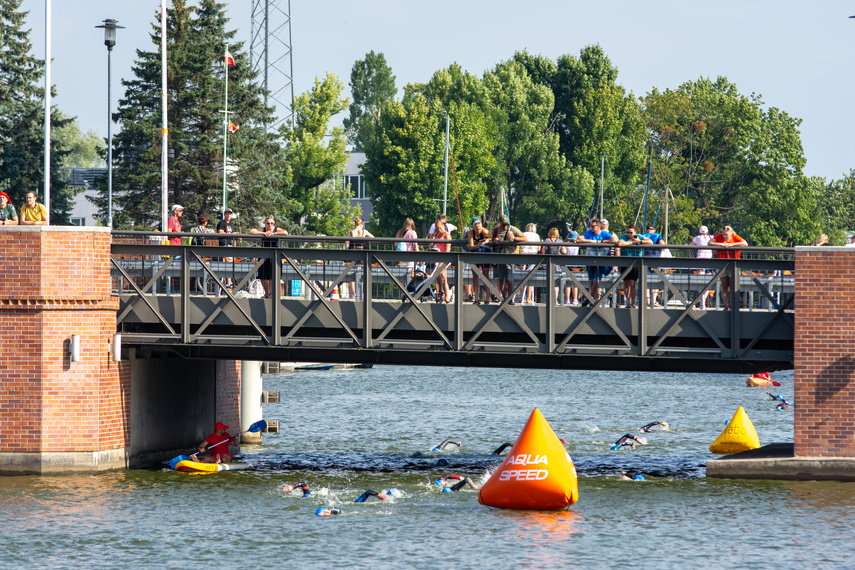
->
468, 217, 492, 303
813, 234, 831, 246
19, 191, 48, 226
343, 216, 373, 299
395, 218, 419, 280
541, 227, 566, 304
712, 225, 747, 310
0, 192, 18, 225
618, 224, 651, 309
577, 218, 616, 304
519, 223, 541, 305
691, 226, 714, 309
191, 421, 238, 464
492, 215, 527, 304
428, 213, 457, 237
250, 215, 288, 299
190, 215, 215, 293
563, 230, 581, 305
217, 208, 238, 290
167, 204, 184, 245
642, 225, 666, 307
846, 234, 855, 248
429, 215, 453, 303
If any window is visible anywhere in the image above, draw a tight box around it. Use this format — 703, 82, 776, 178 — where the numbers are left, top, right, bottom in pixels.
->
70, 218, 85, 226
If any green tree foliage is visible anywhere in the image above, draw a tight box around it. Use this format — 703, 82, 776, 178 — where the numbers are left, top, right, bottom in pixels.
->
53, 112, 106, 168
643, 77, 816, 246
811, 173, 854, 244
280, 73, 358, 236
0, 0, 75, 223
344, 51, 397, 152
106, 0, 281, 230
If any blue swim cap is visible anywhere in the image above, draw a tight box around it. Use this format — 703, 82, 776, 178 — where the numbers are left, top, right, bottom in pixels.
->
433, 478, 443, 486
442, 488, 452, 493
634, 475, 645, 481
431, 447, 439, 452
315, 507, 327, 516
437, 458, 449, 466
412, 451, 423, 457
303, 493, 311, 498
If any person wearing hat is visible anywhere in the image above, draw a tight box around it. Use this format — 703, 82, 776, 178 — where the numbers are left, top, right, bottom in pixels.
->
845, 234, 855, 248
491, 215, 526, 304
167, 204, 184, 245
691, 226, 714, 308
617, 224, 652, 309
468, 217, 492, 303
0, 192, 18, 225
577, 218, 617, 303
192, 421, 238, 464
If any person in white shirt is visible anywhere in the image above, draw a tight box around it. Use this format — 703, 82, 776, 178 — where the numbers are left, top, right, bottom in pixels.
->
520, 223, 541, 304
692, 225, 714, 309
428, 213, 457, 237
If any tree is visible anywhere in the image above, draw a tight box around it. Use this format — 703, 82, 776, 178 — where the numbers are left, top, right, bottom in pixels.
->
106, 0, 281, 230
53, 113, 106, 168
343, 51, 397, 152
280, 73, 359, 236
0, 0, 75, 223
642, 77, 816, 246
816, 172, 855, 244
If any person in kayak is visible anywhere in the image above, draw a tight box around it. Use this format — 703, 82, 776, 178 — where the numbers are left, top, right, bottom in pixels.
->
191, 421, 238, 463
638, 421, 669, 433
283, 482, 312, 497
433, 439, 462, 451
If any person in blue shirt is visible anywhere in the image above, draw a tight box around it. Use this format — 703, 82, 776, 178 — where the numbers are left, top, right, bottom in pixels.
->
576, 218, 617, 302
642, 225, 666, 306
618, 224, 652, 308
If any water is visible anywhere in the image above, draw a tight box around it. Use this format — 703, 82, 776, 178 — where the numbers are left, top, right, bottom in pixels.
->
3, 366, 854, 568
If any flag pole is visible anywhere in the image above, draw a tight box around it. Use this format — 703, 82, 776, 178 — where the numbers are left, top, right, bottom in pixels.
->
222, 44, 229, 213
160, 0, 168, 234
44, 0, 51, 224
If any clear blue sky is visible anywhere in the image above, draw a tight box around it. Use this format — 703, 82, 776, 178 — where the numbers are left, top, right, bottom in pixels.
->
22, 0, 855, 180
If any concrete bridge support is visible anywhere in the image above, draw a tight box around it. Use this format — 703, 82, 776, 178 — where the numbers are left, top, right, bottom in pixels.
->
0, 228, 244, 474
240, 361, 263, 444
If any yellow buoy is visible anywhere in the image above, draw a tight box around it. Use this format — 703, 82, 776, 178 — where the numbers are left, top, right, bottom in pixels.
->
478, 408, 578, 510
709, 406, 760, 454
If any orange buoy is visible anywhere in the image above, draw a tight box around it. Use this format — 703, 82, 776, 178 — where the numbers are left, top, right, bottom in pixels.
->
478, 408, 578, 510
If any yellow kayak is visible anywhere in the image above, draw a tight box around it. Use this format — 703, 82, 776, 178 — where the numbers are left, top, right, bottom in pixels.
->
174, 460, 253, 472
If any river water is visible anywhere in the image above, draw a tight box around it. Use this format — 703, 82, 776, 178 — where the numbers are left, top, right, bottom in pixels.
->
3, 365, 854, 568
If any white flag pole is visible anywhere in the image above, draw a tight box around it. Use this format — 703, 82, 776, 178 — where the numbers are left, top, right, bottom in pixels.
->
160, 0, 168, 233
44, 0, 51, 223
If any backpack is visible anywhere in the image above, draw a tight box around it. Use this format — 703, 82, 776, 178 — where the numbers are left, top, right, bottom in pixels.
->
396, 241, 408, 252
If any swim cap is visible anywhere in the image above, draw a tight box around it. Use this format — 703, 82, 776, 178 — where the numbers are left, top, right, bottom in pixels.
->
437, 458, 449, 466
431, 447, 439, 452
634, 475, 645, 481
412, 451, 423, 457
315, 507, 327, 516
433, 479, 443, 486
442, 488, 452, 493
303, 493, 311, 498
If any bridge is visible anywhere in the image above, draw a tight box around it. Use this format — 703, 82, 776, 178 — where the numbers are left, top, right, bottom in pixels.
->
1, 227, 853, 478
112, 232, 795, 373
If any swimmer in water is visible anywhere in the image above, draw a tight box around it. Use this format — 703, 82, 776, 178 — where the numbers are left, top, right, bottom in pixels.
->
315, 507, 342, 517
433, 439, 462, 451
434, 474, 478, 491
620, 471, 632, 480
638, 421, 669, 433
353, 489, 399, 503
282, 482, 311, 497
767, 392, 792, 411
612, 433, 645, 450
491, 443, 513, 456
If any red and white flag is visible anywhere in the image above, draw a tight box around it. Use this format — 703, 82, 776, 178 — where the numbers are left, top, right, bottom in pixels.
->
225, 49, 235, 67
229, 121, 239, 133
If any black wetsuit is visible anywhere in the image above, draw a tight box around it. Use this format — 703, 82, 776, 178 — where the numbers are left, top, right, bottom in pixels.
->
434, 439, 462, 451
491, 443, 513, 455
614, 433, 643, 446
288, 482, 311, 497
639, 422, 665, 433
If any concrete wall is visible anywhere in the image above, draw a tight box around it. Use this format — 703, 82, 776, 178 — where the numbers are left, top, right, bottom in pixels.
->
794, 246, 855, 457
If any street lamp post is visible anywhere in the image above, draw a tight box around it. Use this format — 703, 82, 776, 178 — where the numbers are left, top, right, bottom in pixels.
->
441, 111, 450, 215
96, 18, 124, 228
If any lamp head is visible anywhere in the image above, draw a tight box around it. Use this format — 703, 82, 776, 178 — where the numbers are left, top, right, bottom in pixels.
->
96, 19, 125, 50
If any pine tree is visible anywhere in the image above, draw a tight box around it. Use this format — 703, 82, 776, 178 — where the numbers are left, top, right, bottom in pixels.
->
0, 0, 74, 223
105, 0, 284, 231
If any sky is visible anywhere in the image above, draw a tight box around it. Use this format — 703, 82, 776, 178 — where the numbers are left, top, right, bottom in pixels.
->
21, 1, 855, 181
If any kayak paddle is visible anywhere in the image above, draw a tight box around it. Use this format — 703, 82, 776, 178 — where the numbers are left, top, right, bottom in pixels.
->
169, 419, 267, 469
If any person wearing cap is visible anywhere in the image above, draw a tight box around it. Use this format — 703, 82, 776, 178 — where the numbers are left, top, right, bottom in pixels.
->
468, 217, 492, 303
491, 215, 527, 304
845, 234, 855, 248
577, 218, 617, 303
217, 208, 238, 290
192, 421, 238, 464
0, 192, 18, 225
617, 224, 652, 309
19, 192, 48, 226
167, 204, 184, 245
712, 225, 747, 310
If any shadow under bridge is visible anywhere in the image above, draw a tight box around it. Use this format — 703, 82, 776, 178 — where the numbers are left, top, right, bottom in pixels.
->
111, 234, 794, 373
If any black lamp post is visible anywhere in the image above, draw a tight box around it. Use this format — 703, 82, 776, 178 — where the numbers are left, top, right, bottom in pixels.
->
95, 18, 124, 228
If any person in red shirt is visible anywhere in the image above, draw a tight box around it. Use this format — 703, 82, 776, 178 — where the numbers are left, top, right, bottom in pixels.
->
712, 225, 747, 309
192, 421, 238, 464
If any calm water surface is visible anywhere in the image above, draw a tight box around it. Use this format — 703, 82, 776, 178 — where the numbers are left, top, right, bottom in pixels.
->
2, 366, 854, 568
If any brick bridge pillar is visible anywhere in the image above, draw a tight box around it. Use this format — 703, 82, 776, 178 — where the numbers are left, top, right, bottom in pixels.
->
0, 227, 244, 474
794, 246, 855, 457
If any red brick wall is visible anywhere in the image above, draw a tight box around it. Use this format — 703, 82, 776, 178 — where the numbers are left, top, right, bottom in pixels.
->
0, 228, 127, 459
216, 360, 242, 439
794, 246, 855, 457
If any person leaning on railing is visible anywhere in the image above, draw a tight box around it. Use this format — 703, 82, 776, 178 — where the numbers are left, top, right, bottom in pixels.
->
0, 192, 18, 225
19, 192, 47, 226
711, 225, 747, 310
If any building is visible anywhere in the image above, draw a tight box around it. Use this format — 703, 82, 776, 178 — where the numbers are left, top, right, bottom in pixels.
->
63, 168, 107, 226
